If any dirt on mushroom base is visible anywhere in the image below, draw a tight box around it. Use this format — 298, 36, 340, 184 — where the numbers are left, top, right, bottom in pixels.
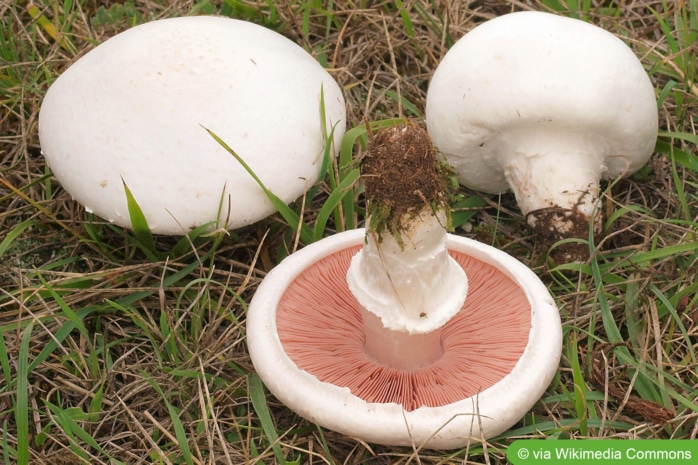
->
527, 190, 602, 262
362, 123, 457, 246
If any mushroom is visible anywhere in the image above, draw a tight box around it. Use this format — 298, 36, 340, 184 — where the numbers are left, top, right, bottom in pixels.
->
425, 11, 658, 260
247, 124, 562, 449
39, 16, 345, 235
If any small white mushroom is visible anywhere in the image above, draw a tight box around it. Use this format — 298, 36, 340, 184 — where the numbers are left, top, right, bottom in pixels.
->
39, 16, 345, 234
426, 11, 658, 259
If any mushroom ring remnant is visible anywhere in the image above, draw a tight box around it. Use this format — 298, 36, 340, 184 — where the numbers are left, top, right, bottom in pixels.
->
39, 16, 345, 235
247, 228, 562, 449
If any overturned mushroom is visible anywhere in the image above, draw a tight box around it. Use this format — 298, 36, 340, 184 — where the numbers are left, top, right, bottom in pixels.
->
247, 124, 562, 448
426, 11, 658, 261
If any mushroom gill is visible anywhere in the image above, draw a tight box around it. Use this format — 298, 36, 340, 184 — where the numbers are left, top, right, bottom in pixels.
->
276, 245, 531, 411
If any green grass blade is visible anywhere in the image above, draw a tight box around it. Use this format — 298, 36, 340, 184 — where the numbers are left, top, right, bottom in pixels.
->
624, 241, 698, 266
15, 322, 33, 465
450, 195, 488, 229
159, 310, 179, 365
500, 418, 635, 438
35, 272, 89, 339
566, 333, 587, 435
659, 130, 698, 146
317, 99, 351, 233
650, 284, 696, 363
655, 139, 698, 171
385, 89, 421, 117
393, 0, 415, 37
0, 332, 10, 389
312, 424, 335, 465
2, 420, 12, 465
24, 306, 92, 372
537, 0, 569, 13
414, 1, 453, 47
88, 382, 105, 423
44, 401, 125, 464
649, 6, 681, 63
656, 80, 679, 108
0, 220, 39, 257
590, 249, 660, 403
170, 223, 221, 258
142, 371, 194, 465
248, 373, 295, 465
312, 167, 360, 241
337, 118, 406, 230
17, 257, 198, 373
43, 402, 88, 461
317, 85, 333, 180
121, 177, 159, 260
338, 118, 406, 172
204, 126, 314, 244
624, 278, 643, 355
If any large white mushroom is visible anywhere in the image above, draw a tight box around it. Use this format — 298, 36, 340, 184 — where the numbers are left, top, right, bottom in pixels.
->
247, 125, 562, 449
39, 16, 345, 234
426, 11, 658, 260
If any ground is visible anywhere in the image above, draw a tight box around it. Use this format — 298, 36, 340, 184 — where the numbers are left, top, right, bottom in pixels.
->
1, 1, 697, 464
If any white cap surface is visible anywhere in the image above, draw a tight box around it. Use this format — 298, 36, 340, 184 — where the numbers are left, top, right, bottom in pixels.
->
426, 11, 658, 195
39, 16, 345, 234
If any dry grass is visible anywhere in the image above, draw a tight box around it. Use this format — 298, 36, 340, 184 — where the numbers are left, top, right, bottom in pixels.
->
1, 0, 697, 464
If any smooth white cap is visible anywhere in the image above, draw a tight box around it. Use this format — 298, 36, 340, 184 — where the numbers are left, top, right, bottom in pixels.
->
39, 16, 345, 234
426, 11, 658, 195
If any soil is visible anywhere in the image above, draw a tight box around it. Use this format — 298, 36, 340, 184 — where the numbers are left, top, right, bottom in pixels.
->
528, 206, 598, 262
361, 123, 454, 242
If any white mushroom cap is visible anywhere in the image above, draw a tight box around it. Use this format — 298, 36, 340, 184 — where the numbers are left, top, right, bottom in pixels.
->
426, 11, 657, 252
39, 16, 345, 234
247, 228, 562, 449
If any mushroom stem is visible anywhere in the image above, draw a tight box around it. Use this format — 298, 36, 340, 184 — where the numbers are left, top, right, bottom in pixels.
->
361, 308, 444, 370
501, 129, 607, 246
347, 207, 467, 368
346, 124, 467, 369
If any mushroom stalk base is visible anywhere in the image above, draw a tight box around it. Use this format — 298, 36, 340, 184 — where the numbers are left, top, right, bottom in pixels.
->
501, 131, 608, 260
502, 131, 605, 235
361, 307, 443, 370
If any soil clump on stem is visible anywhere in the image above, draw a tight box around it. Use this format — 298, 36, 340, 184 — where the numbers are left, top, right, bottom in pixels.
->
361, 123, 456, 243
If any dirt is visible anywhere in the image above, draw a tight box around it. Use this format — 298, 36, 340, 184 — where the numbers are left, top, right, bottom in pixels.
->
524, 184, 609, 263
528, 206, 597, 262
361, 123, 454, 243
